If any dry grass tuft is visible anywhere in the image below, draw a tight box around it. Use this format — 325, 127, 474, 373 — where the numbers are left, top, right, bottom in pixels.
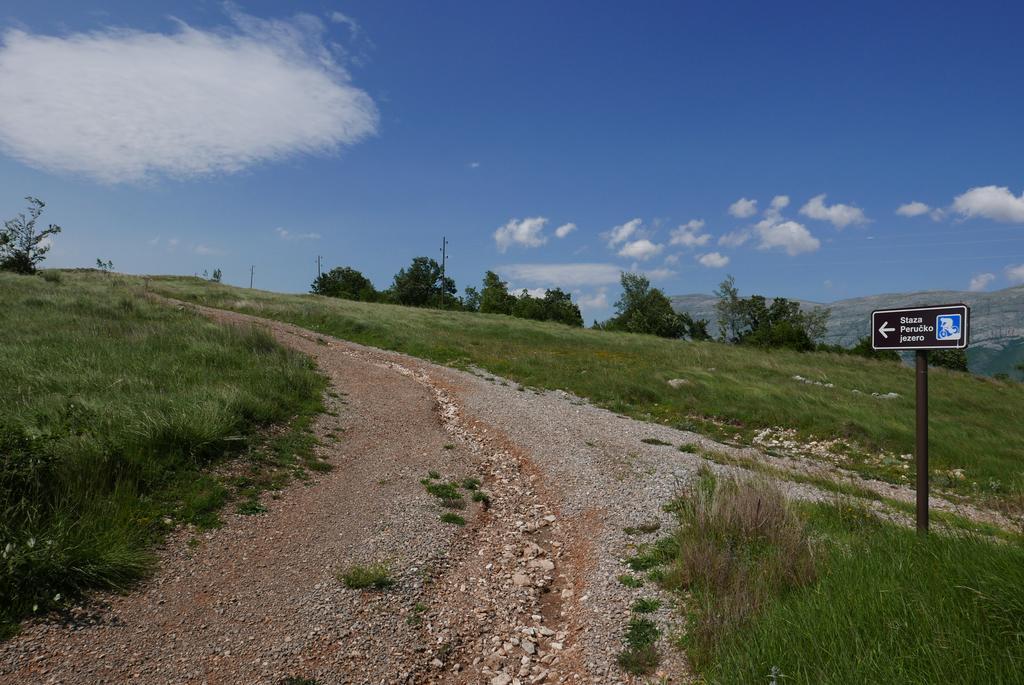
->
664, 468, 815, 664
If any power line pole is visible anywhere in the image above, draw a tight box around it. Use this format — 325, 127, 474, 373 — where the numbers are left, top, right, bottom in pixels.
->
249, 265, 254, 289
317, 255, 322, 279
438, 236, 448, 308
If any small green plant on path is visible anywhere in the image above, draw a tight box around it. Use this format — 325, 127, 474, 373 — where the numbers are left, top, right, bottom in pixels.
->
618, 574, 644, 588
440, 512, 466, 525
632, 597, 661, 614
617, 617, 660, 675
339, 563, 394, 590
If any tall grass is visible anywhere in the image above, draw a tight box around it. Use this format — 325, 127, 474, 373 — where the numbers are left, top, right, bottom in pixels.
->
663, 470, 816, 666
0, 271, 323, 636
661, 472, 1024, 683
145, 275, 1024, 511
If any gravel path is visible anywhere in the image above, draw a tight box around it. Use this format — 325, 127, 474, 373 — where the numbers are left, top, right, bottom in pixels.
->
2, 303, 1012, 684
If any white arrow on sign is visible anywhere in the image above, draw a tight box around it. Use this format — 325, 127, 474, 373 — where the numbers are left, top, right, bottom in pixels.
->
878, 321, 896, 339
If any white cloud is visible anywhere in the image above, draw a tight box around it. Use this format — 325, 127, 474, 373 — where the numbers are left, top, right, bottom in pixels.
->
968, 273, 996, 292
740, 196, 821, 256
618, 239, 663, 261
275, 227, 320, 240
606, 218, 642, 247
494, 217, 549, 252
896, 201, 931, 217
643, 267, 676, 280
669, 219, 711, 248
499, 263, 622, 288
576, 288, 608, 309
799, 194, 868, 228
329, 11, 359, 33
167, 238, 179, 248
728, 197, 758, 218
756, 220, 820, 256
718, 229, 751, 248
195, 244, 224, 256
1006, 264, 1024, 283
697, 252, 730, 268
468, 161, 481, 169
554, 222, 577, 238
0, 9, 378, 182
512, 287, 547, 298
953, 186, 1024, 223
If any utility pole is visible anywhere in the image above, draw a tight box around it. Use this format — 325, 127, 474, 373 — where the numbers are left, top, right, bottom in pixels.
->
317, 255, 322, 280
249, 265, 254, 289
438, 236, 448, 308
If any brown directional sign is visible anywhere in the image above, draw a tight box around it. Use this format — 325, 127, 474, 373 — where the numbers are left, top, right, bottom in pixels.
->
871, 304, 970, 350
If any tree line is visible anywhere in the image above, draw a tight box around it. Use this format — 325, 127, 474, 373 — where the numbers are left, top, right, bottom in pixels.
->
310, 258, 974, 372
0, 194, 977, 374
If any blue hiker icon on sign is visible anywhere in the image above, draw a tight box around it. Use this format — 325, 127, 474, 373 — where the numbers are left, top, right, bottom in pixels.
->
936, 314, 962, 341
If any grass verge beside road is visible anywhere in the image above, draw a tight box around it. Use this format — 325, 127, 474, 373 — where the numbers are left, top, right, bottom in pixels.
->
0, 271, 324, 637
642, 471, 1024, 683
145, 275, 1024, 514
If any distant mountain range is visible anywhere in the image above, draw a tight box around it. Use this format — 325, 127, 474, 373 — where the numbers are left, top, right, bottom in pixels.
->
670, 285, 1024, 377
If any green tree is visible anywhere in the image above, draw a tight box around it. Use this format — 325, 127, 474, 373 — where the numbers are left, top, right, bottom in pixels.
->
713, 275, 742, 342
540, 288, 584, 327
679, 312, 711, 341
512, 289, 546, 321
390, 257, 455, 307
312, 266, 376, 301
850, 336, 900, 362
605, 272, 685, 338
479, 271, 515, 315
462, 286, 481, 312
930, 349, 969, 373
511, 288, 583, 327
211, 268, 222, 283
1, 197, 62, 275
95, 258, 113, 273
738, 296, 814, 351
803, 306, 832, 345
714, 276, 830, 352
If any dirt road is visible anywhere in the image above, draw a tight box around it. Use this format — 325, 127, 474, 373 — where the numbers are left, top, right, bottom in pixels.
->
3, 303, 1006, 684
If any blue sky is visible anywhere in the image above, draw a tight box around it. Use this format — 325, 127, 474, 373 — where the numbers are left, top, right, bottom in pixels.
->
1, 1, 1023, 322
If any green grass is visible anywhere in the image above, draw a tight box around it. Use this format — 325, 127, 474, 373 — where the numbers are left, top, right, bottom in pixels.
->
632, 597, 661, 614
617, 616, 661, 675
143, 275, 1024, 512
0, 271, 324, 637
338, 562, 394, 590
439, 512, 466, 525
618, 573, 644, 588
659, 470, 1024, 683
423, 480, 466, 509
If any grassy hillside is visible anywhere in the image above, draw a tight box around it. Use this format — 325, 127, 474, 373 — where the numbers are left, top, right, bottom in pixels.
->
0, 271, 324, 637
146, 275, 1024, 514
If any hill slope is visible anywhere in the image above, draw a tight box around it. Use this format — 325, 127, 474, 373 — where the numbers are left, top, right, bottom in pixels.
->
671, 285, 1024, 376
145, 275, 1024, 515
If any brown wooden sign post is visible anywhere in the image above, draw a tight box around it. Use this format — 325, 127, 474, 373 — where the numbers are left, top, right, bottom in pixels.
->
871, 304, 970, 533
